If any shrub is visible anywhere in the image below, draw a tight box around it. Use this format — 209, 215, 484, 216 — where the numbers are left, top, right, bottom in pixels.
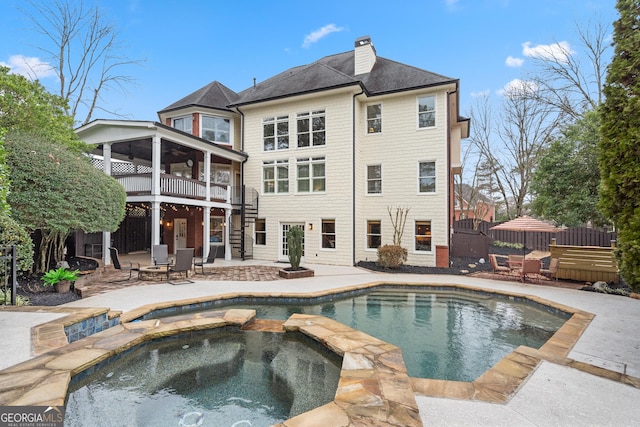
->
42, 267, 79, 287
0, 290, 30, 306
377, 244, 408, 269
286, 225, 304, 270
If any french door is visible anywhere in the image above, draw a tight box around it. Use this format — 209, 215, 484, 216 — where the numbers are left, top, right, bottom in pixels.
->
280, 223, 305, 262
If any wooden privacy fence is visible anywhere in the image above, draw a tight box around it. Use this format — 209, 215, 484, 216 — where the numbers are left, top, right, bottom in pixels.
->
550, 242, 619, 283
454, 219, 617, 251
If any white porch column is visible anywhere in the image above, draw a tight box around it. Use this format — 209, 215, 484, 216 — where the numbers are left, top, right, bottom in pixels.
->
152, 201, 161, 248
103, 143, 112, 264
203, 207, 211, 258
151, 136, 161, 196
225, 208, 232, 260
103, 143, 112, 176
204, 151, 211, 201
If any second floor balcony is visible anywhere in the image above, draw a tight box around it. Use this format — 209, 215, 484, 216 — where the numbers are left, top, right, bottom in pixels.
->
114, 173, 230, 202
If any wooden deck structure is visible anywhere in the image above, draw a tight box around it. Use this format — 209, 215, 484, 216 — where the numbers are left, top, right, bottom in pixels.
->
550, 241, 619, 283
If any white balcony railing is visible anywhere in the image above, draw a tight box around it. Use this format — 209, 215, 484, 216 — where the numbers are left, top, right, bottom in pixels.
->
115, 173, 228, 202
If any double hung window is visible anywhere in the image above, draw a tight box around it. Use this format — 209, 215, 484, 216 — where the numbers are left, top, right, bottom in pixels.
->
255, 219, 266, 245
297, 157, 326, 192
202, 115, 231, 143
367, 221, 381, 249
321, 220, 336, 249
367, 104, 382, 133
417, 96, 436, 128
263, 116, 289, 151
367, 165, 382, 194
297, 110, 326, 147
173, 116, 192, 135
263, 160, 289, 194
418, 161, 436, 193
415, 221, 432, 251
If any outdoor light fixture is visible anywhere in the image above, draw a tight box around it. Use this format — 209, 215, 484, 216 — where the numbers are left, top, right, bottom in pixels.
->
308, 223, 313, 231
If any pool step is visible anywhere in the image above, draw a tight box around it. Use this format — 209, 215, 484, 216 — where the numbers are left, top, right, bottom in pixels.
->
241, 318, 285, 333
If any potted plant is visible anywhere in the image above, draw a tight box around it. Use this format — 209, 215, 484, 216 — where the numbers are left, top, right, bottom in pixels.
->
279, 225, 314, 279
42, 267, 79, 293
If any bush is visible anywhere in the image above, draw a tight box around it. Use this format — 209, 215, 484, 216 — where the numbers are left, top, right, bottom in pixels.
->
377, 244, 408, 269
0, 212, 33, 272
286, 225, 304, 270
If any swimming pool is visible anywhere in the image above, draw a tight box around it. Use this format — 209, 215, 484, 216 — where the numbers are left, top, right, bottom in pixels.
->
145, 288, 569, 382
65, 328, 342, 426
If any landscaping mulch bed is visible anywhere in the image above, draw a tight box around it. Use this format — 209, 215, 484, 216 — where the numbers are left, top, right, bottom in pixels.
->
357, 244, 536, 275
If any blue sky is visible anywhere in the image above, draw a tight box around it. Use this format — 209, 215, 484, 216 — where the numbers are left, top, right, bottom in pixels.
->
0, 0, 617, 123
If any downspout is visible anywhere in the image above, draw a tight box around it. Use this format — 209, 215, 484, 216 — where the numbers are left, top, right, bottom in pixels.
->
352, 88, 364, 266
446, 87, 455, 267
235, 106, 248, 260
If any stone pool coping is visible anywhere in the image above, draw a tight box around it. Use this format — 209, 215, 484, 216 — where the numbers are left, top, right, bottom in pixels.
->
2, 281, 639, 426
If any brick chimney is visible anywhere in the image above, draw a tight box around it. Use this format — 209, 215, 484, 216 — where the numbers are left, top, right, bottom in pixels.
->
354, 36, 376, 75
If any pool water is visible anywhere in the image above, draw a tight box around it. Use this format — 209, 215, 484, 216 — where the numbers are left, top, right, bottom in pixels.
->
65, 329, 341, 427
170, 290, 568, 382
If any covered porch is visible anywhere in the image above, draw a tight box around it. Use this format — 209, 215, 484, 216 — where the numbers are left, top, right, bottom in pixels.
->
75, 120, 249, 265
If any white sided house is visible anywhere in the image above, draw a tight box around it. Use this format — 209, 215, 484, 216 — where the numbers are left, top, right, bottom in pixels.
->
76, 36, 469, 267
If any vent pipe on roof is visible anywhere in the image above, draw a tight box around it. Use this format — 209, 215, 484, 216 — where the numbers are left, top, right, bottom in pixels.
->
354, 36, 376, 75
253, 77, 256, 88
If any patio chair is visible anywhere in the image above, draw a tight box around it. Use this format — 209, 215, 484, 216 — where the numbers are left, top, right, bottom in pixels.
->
507, 254, 524, 270
194, 245, 219, 275
541, 258, 559, 280
167, 248, 194, 285
108, 247, 140, 281
153, 244, 170, 267
489, 254, 510, 274
520, 259, 541, 283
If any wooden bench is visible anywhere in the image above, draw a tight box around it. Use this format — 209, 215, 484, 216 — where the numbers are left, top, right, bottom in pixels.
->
550, 243, 618, 283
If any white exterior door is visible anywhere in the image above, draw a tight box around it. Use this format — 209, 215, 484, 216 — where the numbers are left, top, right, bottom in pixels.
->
174, 218, 187, 251
280, 223, 305, 262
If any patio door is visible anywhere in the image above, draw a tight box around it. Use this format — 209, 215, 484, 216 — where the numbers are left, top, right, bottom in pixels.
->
280, 223, 305, 262
174, 218, 187, 252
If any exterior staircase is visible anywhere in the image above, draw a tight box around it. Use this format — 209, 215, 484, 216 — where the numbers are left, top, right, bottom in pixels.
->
230, 186, 258, 260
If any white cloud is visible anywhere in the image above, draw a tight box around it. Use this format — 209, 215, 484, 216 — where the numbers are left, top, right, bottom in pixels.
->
497, 78, 539, 97
302, 24, 345, 48
0, 54, 55, 80
505, 56, 524, 67
444, 0, 461, 10
471, 89, 490, 98
522, 41, 574, 62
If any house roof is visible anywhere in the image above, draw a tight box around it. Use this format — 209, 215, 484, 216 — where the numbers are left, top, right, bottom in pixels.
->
159, 48, 459, 112
159, 81, 239, 114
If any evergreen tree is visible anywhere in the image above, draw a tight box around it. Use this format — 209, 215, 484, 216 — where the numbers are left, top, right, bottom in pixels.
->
531, 111, 605, 227
599, 0, 640, 290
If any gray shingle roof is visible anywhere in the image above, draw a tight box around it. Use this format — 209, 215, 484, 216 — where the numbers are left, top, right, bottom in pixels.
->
159, 81, 239, 114
160, 48, 457, 112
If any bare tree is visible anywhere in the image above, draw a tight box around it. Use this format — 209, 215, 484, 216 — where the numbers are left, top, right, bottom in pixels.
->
525, 18, 610, 118
387, 206, 410, 245
469, 88, 563, 220
20, 0, 144, 125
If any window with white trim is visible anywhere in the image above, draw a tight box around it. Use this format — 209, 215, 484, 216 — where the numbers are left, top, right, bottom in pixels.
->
297, 110, 326, 147
367, 220, 381, 249
418, 161, 436, 193
415, 220, 432, 252
367, 165, 382, 194
263, 116, 289, 151
321, 219, 336, 249
297, 157, 325, 192
367, 104, 382, 133
255, 219, 266, 245
173, 116, 192, 134
417, 96, 436, 128
202, 115, 231, 143
262, 160, 289, 194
